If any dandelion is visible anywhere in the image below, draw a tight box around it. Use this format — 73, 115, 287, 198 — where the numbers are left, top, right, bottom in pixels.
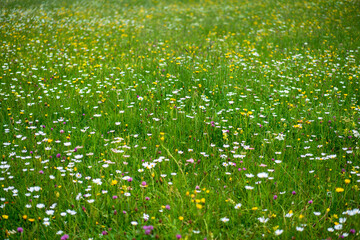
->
336, 188, 344, 193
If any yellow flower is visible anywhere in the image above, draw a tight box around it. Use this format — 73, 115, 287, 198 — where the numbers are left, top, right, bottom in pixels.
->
2, 215, 8, 219
179, 216, 184, 221
23, 215, 27, 220
28, 218, 35, 222
111, 180, 118, 186
196, 204, 203, 209
336, 188, 344, 193
345, 179, 351, 184
252, 207, 258, 211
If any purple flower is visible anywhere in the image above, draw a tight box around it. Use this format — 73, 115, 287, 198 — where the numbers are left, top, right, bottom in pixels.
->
56, 153, 61, 158
195, 186, 200, 190
127, 177, 133, 182
17, 227, 23, 233
143, 225, 154, 235
273, 195, 278, 200
292, 191, 296, 195
123, 211, 127, 214
176, 234, 182, 239
165, 205, 170, 210
102, 231, 108, 235
74, 148, 78, 152
308, 200, 313, 204
114, 210, 117, 215
350, 229, 356, 234
113, 195, 118, 199
141, 181, 147, 186
60, 234, 69, 240
145, 197, 150, 200
39, 170, 44, 174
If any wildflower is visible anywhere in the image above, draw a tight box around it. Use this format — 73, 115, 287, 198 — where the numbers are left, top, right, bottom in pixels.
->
36, 203, 45, 208
220, 217, 229, 222
336, 188, 344, 193
258, 217, 269, 223
273, 195, 278, 200
143, 225, 154, 235
334, 224, 343, 230
257, 172, 268, 178
17, 227, 23, 233
274, 229, 283, 235
291, 191, 296, 195
234, 203, 242, 209
176, 234, 182, 239
61, 234, 69, 240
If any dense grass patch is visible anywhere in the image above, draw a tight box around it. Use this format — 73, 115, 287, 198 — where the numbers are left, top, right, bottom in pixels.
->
1, 0, 360, 239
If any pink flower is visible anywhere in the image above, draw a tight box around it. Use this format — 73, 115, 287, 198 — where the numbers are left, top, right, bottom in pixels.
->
186, 158, 194, 163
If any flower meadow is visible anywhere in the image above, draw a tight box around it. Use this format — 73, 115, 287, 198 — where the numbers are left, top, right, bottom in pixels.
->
1, 0, 360, 239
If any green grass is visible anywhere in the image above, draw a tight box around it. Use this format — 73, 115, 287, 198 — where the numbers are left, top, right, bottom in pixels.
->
0, 0, 360, 239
